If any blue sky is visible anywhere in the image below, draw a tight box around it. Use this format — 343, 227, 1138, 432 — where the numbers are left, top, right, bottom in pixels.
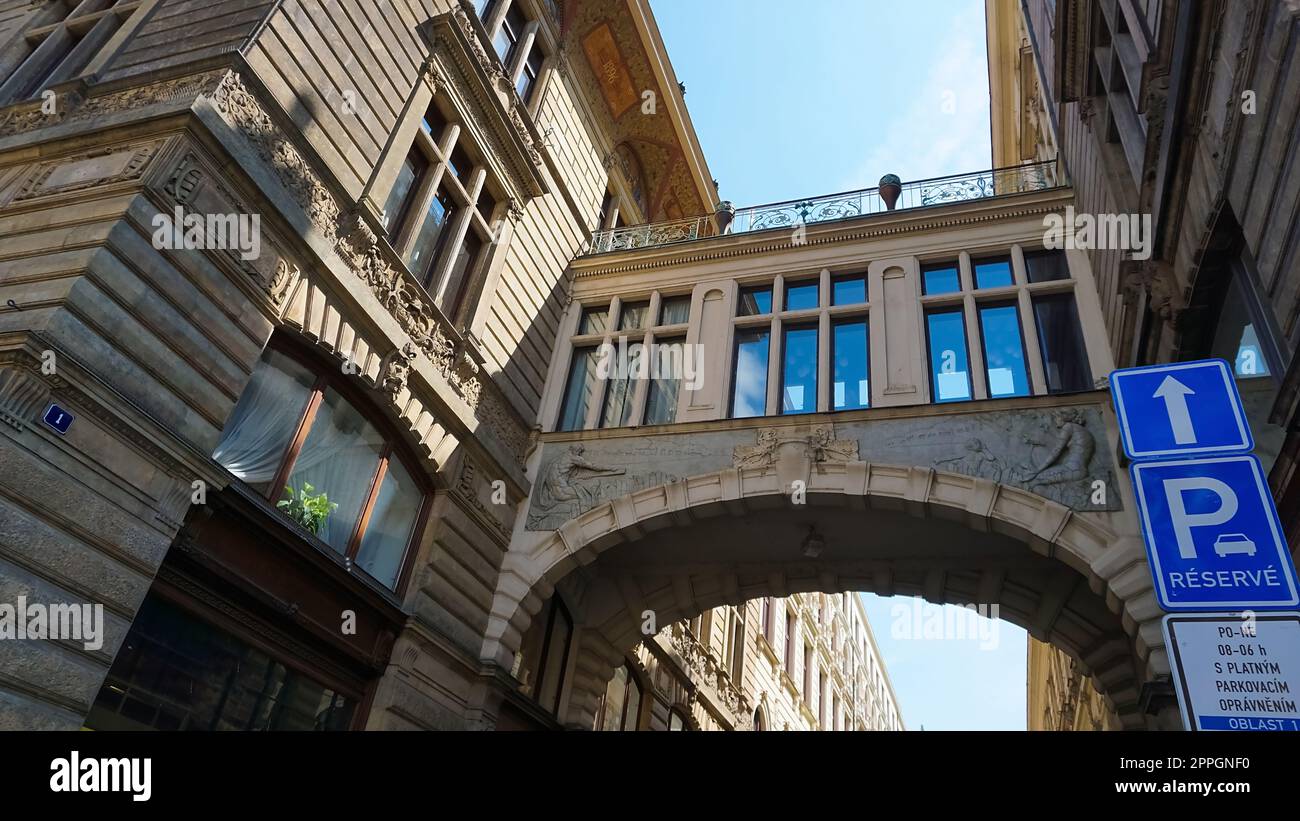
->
652, 0, 1027, 730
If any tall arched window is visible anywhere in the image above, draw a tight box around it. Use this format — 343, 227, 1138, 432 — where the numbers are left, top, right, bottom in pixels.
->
753, 708, 764, 731
212, 341, 429, 591
594, 662, 643, 731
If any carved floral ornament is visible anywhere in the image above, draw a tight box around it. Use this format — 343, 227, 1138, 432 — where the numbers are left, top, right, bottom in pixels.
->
207, 71, 528, 463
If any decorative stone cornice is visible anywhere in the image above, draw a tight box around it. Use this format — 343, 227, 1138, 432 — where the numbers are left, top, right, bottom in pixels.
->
0, 71, 223, 140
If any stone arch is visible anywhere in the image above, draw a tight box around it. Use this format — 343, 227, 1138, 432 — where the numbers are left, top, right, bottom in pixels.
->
484, 459, 1166, 729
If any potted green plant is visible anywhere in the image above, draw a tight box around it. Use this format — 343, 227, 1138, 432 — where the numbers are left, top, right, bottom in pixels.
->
277, 483, 337, 535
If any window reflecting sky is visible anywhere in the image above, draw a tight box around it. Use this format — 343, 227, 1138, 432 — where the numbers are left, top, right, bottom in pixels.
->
927, 310, 971, 402
833, 321, 869, 410
731, 329, 769, 417
782, 326, 817, 413
978, 304, 1029, 397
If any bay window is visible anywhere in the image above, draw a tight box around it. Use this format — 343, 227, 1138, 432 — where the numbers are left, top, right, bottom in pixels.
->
212, 343, 428, 592
382, 102, 499, 319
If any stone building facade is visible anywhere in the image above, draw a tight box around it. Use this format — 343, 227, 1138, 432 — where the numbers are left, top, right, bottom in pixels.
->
599, 593, 902, 731
994, 0, 1300, 729
3, 0, 1287, 734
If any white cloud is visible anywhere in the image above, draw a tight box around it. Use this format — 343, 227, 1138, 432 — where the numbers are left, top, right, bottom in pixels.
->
839, 2, 993, 190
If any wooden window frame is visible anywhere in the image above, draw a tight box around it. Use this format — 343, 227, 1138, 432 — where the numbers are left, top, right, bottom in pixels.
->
236, 337, 432, 593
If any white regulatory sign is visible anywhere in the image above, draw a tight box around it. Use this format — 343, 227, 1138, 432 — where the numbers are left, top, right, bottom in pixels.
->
1163, 612, 1300, 731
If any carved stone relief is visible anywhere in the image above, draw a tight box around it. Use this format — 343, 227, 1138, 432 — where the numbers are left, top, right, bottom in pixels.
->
525, 405, 1119, 530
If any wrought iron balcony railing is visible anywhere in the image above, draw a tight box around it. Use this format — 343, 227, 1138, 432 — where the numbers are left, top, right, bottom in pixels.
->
588, 158, 1062, 255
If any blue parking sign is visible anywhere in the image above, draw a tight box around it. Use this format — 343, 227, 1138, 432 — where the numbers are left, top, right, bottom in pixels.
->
1132, 455, 1299, 610
1110, 359, 1252, 460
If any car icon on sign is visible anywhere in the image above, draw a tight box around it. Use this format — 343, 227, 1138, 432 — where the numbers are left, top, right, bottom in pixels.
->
1213, 533, 1257, 558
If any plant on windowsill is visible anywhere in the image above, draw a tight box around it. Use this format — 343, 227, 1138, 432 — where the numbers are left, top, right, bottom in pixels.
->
277, 483, 337, 536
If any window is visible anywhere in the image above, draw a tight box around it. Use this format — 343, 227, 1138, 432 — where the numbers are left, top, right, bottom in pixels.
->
784, 611, 796, 667
559, 294, 697, 430
977, 303, 1030, 397
557, 346, 599, 431
781, 325, 817, 414
732, 273, 869, 418
515, 42, 544, 102
644, 337, 683, 425
785, 280, 819, 311
973, 257, 1014, 289
533, 598, 573, 716
731, 328, 770, 418
926, 308, 972, 402
618, 301, 649, 331
919, 248, 1090, 403
600, 343, 637, 428
659, 295, 691, 325
494, 4, 527, 64
1033, 294, 1092, 392
803, 645, 813, 700
832, 274, 866, 306
726, 607, 745, 683
761, 598, 774, 643
87, 596, 354, 731
1024, 250, 1069, 283
738, 285, 773, 316
595, 663, 643, 731
579, 305, 609, 335
668, 708, 690, 731
0, 1, 144, 107
832, 319, 869, 410
922, 262, 961, 295
382, 102, 497, 318
212, 344, 427, 591
485, 0, 548, 105
1212, 272, 1274, 379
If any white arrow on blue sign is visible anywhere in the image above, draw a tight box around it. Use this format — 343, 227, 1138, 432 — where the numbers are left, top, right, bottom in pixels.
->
1109, 359, 1253, 460
1132, 455, 1299, 610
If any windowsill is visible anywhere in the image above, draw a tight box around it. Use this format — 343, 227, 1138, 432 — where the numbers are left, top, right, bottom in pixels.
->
219, 477, 407, 609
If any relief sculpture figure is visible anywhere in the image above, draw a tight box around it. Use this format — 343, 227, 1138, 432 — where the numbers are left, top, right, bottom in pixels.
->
1020, 408, 1094, 485
935, 438, 1004, 482
533, 444, 626, 518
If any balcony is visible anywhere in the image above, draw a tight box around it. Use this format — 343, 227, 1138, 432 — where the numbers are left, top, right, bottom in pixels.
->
587, 159, 1062, 255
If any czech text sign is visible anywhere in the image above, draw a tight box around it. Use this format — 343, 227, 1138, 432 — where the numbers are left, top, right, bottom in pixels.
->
1163, 612, 1300, 731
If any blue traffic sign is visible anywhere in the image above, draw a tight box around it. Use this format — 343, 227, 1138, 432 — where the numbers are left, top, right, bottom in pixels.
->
1132, 455, 1299, 610
41, 403, 73, 435
1110, 359, 1252, 460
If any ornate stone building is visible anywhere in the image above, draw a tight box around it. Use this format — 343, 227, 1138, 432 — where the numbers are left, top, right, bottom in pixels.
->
3, 0, 1283, 734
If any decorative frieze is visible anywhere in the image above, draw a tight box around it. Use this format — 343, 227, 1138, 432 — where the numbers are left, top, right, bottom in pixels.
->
13, 141, 160, 201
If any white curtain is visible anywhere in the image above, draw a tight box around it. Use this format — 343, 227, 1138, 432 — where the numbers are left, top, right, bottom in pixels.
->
213, 351, 315, 490
286, 389, 384, 554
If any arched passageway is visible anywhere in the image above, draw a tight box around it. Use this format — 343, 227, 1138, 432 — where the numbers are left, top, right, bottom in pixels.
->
484, 459, 1171, 730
